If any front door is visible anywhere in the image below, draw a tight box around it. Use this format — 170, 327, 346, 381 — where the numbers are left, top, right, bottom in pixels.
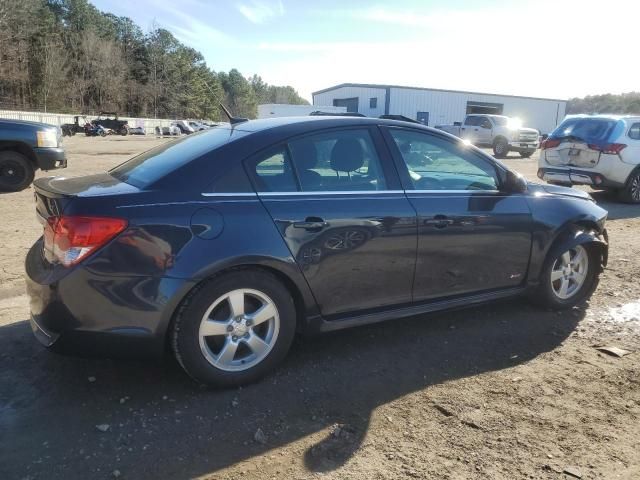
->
247, 127, 417, 317
382, 127, 533, 301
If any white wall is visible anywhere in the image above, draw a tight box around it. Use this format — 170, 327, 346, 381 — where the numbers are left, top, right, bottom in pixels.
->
257, 104, 346, 118
0, 109, 176, 134
313, 86, 387, 117
313, 86, 566, 134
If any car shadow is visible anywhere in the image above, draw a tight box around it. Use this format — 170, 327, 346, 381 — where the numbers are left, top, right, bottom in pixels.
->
589, 190, 640, 220
0, 300, 583, 479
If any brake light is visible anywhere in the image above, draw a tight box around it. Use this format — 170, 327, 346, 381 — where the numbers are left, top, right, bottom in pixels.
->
587, 143, 627, 154
43, 216, 127, 266
540, 138, 561, 149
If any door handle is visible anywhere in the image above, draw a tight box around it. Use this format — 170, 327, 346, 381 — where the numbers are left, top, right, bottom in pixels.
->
294, 217, 327, 230
461, 127, 466, 131
474, 128, 479, 131
425, 215, 454, 229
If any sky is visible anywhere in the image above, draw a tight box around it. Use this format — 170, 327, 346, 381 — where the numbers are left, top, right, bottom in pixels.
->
91, 0, 640, 102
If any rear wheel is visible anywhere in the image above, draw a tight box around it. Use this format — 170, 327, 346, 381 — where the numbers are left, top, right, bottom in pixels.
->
119, 125, 129, 136
618, 170, 640, 204
493, 137, 509, 158
0, 151, 35, 192
532, 243, 599, 309
172, 269, 297, 387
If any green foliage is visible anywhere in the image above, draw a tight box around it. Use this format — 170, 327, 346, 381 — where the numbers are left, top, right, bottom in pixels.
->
567, 92, 640, 115
0, 0, 307, 119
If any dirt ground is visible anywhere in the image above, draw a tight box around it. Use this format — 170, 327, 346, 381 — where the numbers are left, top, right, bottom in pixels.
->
0, 135, 638, 480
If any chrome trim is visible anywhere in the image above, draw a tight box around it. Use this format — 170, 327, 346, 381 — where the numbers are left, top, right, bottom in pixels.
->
201, 192, 258, 197
258, 190, 404, 196
407, 189, 501, 194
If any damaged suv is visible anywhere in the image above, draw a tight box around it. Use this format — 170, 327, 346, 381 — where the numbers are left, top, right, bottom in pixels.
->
538, 115, 640, 203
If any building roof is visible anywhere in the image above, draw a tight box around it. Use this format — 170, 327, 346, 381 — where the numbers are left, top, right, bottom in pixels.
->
312, 83, 567, 103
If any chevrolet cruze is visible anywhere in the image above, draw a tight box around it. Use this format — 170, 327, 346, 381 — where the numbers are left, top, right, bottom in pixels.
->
26, 116, 608, 386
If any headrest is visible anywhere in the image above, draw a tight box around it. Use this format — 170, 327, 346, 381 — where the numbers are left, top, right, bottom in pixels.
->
330, 138, 364, 173
289, 141, 318, 170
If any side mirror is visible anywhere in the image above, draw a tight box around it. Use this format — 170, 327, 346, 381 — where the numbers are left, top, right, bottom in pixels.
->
505, 170, 528, 193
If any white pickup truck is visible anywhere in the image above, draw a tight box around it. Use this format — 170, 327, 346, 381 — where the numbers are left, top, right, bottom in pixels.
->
436, 114, 540, 158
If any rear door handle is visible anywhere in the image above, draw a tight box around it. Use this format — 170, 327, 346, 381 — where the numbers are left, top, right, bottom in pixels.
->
425, 215, 454, 229
294, 217, 327, 230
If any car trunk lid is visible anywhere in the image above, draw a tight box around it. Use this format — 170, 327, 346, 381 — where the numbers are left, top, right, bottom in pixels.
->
543, 140, 601, 168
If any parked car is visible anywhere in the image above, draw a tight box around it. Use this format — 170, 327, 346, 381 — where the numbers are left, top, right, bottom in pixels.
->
26, 116, 608, 386
92, 112, 129, 136
189, 121, 209, 131
128, 126, 146, 135
436, 114, 539, 158
0, 118, 66, 191
165, 124, 182, 136
61, 116, 89, 137
538, 115, 640, 203
173, 120, 195, 134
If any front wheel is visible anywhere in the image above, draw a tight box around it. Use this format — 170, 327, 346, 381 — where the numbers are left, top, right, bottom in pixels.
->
520, 150, 534, 158
493, 137, 509, 158
0, 151, 35, 192
172, 269, 297, 387
532, 243, 599, 309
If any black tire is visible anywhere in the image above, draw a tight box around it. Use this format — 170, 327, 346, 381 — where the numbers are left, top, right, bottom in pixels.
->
0, 151, 35, 192
171, 269, 297, 387
520, 151, 534, 158
531, 242, 599, 309
493, 137, 509, 158
618, 169, 640, 204
119, 126, 129, 136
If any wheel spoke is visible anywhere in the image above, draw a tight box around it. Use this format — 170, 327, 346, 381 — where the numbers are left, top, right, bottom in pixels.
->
561, 252, 571, 266
573, 270, 585, 284
247, 302, 276, 326
217, 339, 238, 365
244, 333, 269, 356
200, 320, 230, 337
551, 269, 564, 282
572, 249, 584, 266
227, 290, 245, 318
559, 278, 569, 297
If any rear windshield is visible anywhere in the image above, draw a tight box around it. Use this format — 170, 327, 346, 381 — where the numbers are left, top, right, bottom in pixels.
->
550, 118, 617, 144
111, 127, 246, 187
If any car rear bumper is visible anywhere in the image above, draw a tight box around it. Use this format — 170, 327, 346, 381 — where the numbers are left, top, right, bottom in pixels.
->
537, 167, 624, 188
34, 147, 67, 171
25, 239, 195, 359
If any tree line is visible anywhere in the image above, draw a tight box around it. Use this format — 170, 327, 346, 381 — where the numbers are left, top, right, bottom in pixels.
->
567, 92, 640, 115
0, 0, 308, 120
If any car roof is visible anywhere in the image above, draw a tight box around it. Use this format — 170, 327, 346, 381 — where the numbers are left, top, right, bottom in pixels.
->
227, 115, 431, 133
0, 118, 58, 129
564, 114, 640, 122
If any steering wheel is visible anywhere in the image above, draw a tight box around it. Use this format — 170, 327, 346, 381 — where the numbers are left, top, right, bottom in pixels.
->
415, 176, 442, 190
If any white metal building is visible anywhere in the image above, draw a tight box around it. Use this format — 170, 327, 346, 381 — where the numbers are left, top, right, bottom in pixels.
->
257, 103, 346, 119
312, 83, 567, 134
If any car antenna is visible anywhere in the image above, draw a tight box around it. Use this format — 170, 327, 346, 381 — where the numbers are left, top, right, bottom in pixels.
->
219, 103, 248, 125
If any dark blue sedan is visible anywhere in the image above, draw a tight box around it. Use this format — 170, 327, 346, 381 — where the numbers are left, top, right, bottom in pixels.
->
25, 116, 608, 386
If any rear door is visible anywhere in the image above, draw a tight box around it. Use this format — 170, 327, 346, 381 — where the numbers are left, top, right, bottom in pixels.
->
382, 126, 533, 301
246, 127, 417, 318
460, 116, 478, 142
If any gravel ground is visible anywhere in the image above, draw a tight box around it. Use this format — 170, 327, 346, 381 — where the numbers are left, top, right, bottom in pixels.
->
0, 135, 638, 480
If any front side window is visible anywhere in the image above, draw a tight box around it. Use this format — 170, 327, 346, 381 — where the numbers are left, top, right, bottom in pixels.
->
287, 129, 387, 191
389, 129, 499, 191
628, 122, 640, 140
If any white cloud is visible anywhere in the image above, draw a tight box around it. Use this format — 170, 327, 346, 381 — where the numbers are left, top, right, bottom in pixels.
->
237, 0, 284, 24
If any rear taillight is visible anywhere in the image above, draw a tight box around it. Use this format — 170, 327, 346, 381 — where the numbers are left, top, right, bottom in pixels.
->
587, 143, 627, 154
43, 216, 127, 267
540, 138, 561, 149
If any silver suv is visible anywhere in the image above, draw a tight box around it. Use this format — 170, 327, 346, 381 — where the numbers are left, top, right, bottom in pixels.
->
538, 115, 640, 203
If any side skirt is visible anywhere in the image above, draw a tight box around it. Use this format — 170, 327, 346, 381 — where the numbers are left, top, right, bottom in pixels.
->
304, 287, 527, 334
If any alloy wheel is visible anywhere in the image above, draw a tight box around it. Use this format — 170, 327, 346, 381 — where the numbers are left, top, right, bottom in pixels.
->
550, 245, 589, 300
198, 288, 279, 371
630, 174, 640, 202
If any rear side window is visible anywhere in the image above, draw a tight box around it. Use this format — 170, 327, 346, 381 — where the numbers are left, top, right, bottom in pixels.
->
288, 129, 387, 192
253, 149, 297, 192
550, 118, 617, 144
464, 116, 479, 126
111, 128, 245, 188
628, 123, 640, 140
